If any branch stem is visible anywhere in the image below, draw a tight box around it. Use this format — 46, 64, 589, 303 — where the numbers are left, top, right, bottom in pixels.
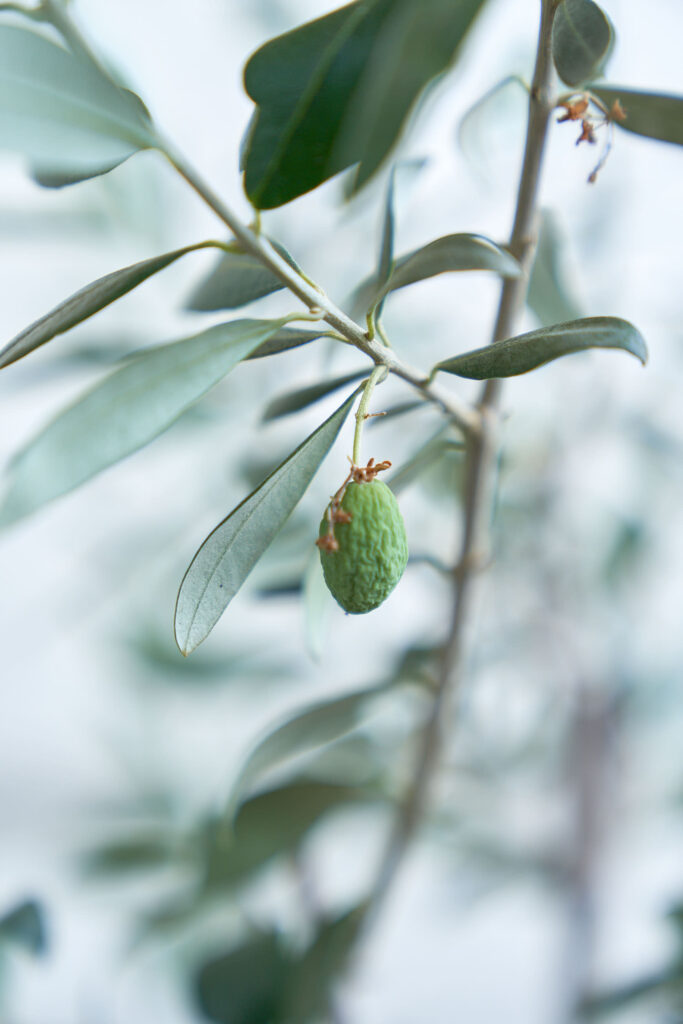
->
364, 0, 559, 928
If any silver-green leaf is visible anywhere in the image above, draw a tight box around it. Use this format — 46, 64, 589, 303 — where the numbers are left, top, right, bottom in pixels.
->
0, 242, 218, 369
0, 319, 289, 526
225, 686, 380, 816
262, 369, 368, 422
174, 387, 361, 655
552, 0, 612, 87
0, 24, 155, 173
527, 210, 582, 327
185, 239, 301, 312
591, 86, 683, 148
435, 316, 647, 380
372, 233, 521, 307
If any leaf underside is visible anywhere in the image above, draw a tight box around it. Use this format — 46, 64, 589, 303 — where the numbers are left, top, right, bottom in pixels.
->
551, 0, 612, 87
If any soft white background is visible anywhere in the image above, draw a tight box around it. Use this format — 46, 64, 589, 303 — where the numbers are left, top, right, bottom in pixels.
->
1, 1, 682, 1022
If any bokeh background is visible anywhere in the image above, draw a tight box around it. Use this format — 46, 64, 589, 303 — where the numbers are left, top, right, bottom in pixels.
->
1, 1, 682, 1021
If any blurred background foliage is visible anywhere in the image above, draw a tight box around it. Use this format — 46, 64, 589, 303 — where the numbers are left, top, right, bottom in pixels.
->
0, 0, 682, 1022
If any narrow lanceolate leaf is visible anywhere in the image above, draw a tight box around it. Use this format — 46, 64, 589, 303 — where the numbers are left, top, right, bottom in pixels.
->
0, 242, 217, 369
0, 25, 155, 174
0, 319, 289, 526
174, 387, 361, 656
225, 686, 380, 816
185, 239, 301, 312
373, 233, 521, 305
527, 210, 582, 327
435, 317, 647, 380
591, 86, 683, 147
245, 326, 332, 360
262, 369, 367, 421
551, 0, 612, 87
242, 0, 488, 208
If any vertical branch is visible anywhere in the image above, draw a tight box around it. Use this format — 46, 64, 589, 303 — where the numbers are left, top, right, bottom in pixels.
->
364, 0, 560, 927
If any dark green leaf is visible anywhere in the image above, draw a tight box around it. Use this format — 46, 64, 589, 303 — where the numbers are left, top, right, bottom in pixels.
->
262, 369, 368, 421
0, 899, 47, 956
0, 318, 288, 526
435, 316, 647, 380
185, 239, 301, 312
205, 780, 371, 890
245, 326, 332, 360
242, 0, 488, 208
552, 0, 612, 87
591, 86, 683, 147
373, 233, 521, 306
527, 210, 582, 327
174, 387, 361, 655
282, 905, 367, 1021
81, 834, 176, 876
0, 241, 218, 369
225, 686, 380, 815
196, 931, 288, 1024
0, 24, 155, 174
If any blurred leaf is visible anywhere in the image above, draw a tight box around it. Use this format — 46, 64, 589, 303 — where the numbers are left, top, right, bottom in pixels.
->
371, 233, 521, 307
282, 904, 367, 1021
205, 780, 374, 890
0, 241, 218, 370
302, 553, 333, 661
368, 399, 424, 426
262, 368, 368, 421
389, 429, 464, 495
602, 518, 645, 587
196, 931, 288, 1024
242, 0, 488, 207
0, 899, 47, 956
175, 387, 361, 655
457, 74, 527, 161
0, 318, 289, 526
245, 326, 332, 360
552, 0, 612, 87
527, 210, 582, 327
591, 85, 683, 147
81, 833, 179, 876
0, 24, 155, 175
435, 316, 647, 379
225, 686, 381, 816
185, 239, 301, 312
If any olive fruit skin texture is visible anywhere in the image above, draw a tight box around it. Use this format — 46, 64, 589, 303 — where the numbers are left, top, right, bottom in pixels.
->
319, 480, 408, 614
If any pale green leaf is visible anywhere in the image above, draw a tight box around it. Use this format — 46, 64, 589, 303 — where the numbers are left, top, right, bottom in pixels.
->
591, 85, 683, 147
225, 685, 380, 816
552, 0, 612, 87
262, 369, 367, 421
245, 326, 332, 360
435, 316, 647, 380
0, 319, 289, 526
302, 553, 333, 661
174, 387, 361, 655
0, 24, 155, 172
527, 210, 582, 327
0, 241, 219, 369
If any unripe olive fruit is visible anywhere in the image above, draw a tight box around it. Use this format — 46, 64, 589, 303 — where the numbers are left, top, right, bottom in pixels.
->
318, 480, 408, 614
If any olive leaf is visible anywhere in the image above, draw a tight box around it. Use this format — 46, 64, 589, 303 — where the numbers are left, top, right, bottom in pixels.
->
174, 386, 362, 656
0, 241, 220, 369
591, 86, 683, 147
245, 326, 333, 360
0, 318, 290, 527
551, 0, 612, 87
242, 0, 488, 207
370, 233, 521, 308
0, 899, 47, 956
527, 210, 582, 327
262, 369, 368, 421
434, 316, 647, 380
0, 24, 155, 175
224, 685, 381, 818
185, 239, 301, 312
196, 932, 288, 1024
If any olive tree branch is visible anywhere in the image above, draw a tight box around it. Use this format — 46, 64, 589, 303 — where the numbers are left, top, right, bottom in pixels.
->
158, 138, 481, 438
361, 0, 560, 928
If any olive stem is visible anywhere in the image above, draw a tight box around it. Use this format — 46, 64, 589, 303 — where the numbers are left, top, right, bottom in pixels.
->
359, 0, 560, 932
353, 366, 387, 466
